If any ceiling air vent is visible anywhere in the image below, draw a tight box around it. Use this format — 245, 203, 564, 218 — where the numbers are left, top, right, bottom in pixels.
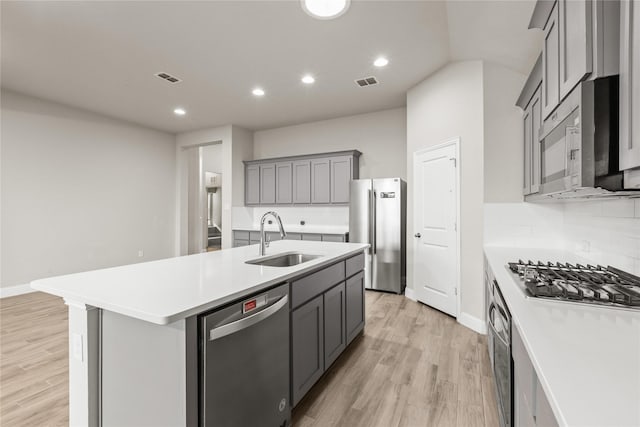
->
355, 76, 379, 87
155, 72, 182, 84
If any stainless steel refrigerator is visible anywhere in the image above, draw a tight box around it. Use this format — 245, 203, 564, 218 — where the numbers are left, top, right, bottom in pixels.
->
349, 178, 406, 294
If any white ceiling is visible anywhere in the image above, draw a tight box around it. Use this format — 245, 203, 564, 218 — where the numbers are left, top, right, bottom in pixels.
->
1, 1, 542, 134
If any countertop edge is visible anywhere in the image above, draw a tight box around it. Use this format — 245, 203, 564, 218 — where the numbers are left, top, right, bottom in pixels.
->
32, 245, 367, 325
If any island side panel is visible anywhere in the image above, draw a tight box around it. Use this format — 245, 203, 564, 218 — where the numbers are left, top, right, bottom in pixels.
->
65, 300, 101, 427
101, 311, 187, 427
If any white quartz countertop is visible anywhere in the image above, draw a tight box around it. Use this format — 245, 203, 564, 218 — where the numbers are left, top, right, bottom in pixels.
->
31, 241, 368, 325
232, 224, 349, 234
484, 245, 640, 427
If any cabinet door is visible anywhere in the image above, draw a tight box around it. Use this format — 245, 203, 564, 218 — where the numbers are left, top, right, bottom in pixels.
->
620, 0, 640, 170
291, 295, 324, 406
323, 283, 346, 369
559, 0, 592, 100
260, 163, 276, 205
275, 162, 293, 204
330, 156, 352, 204
531, 87, 542, 193
292, 160, 311, 204
523, 103, 533, 195
245, 165, 260, 205
535, 378, 560, 427
542, 2, 560, 119
311, 159, 331, 204
345, 271, 365, 344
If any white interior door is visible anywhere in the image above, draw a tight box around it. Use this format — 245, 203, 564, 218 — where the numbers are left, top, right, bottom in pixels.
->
413, 142, 458, 317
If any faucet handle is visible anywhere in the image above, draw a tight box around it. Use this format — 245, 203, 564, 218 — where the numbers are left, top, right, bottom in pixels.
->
265, 235, 271, 248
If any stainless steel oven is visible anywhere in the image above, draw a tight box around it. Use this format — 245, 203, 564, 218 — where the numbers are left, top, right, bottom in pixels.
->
487, 276, 512, 427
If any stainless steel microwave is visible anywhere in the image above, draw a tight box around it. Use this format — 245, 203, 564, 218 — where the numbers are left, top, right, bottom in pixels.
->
534, 76, 639, 199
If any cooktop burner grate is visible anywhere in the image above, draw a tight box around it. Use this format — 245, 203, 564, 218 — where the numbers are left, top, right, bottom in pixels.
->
508, 260, 640, 309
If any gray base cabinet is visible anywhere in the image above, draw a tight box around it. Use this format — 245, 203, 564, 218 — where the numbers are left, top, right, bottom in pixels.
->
345, 271, 365, 344
291, 295, 324, 406
290, 253, 365, 407
513, 325, 559, 427
323, 283, 346, 369
232, 230, 347, 247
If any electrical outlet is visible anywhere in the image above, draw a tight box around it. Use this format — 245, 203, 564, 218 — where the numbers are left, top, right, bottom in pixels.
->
138, 250, 144, 257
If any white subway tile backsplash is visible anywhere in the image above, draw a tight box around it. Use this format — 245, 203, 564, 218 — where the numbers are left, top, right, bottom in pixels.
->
597, 199, 635, 218
485, 199, 640, 275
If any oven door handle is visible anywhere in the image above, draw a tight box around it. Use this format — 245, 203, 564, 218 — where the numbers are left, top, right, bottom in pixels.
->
488, 316, 510, 348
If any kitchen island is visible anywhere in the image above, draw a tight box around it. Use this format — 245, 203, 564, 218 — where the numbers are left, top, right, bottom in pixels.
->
31, 240, 368, 426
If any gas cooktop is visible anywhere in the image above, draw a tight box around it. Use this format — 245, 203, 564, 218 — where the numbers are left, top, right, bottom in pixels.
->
508, 260, 640, 310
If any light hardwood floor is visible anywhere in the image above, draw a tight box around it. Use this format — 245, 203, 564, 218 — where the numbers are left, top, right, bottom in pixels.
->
0, 291, 499, 427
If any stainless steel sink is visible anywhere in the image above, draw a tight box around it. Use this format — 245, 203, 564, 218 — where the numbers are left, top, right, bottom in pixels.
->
245, 252, 322, 267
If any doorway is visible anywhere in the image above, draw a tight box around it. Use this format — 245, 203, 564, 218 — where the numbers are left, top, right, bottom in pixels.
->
412, 139, 460, 317
186, 143, 223, 254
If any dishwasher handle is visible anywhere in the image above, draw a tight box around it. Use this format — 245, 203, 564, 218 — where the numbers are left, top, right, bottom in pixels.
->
209, 294, 288, 341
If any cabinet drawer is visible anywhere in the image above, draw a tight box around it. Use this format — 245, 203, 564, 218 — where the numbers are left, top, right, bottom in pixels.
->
345, 252, 365, 278
291, 262, 346, 309
233, 230, 250, 240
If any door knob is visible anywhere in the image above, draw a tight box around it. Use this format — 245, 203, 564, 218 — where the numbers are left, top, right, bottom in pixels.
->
414, 233, 421, 238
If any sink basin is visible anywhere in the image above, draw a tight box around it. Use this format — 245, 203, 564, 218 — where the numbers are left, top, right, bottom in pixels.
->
245, 252, 322, 267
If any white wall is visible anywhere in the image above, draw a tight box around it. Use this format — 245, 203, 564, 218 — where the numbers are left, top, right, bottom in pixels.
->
483, 62, 527, 202
253, 108, 407, 180
1, 90, 176, 291
407, 61, 485, 322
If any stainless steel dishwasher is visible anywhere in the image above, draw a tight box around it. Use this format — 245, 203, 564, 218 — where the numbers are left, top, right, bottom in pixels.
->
199, 283, 290, 427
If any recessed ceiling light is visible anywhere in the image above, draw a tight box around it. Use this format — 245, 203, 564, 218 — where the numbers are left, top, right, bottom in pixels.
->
252, 88, 265, 97
301, 75, 315, 84
173, 108, 186, 116
301, 0, 350, 20
374, 57, 389, 67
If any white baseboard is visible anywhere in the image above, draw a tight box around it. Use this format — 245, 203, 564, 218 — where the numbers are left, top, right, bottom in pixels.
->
404, 287, 417, 301
0, 283, 36, 298
458, 312, 487, 335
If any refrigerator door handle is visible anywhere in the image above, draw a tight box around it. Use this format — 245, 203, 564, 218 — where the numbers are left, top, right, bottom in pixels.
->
372, 190, 377, 254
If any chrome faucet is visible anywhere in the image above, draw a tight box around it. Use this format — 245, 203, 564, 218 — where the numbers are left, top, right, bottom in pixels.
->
259, 211, 287, 256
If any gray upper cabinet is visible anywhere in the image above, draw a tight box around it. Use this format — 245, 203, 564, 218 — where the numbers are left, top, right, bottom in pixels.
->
244, 150, 360, 206
330, 156, 352, 203
530, 88, 542, 194
311, 159, 331, 204
523, 102, 533, 195
620, 0, 640, 170
558, 0, 592, 100
275, 162, 293, 204
519, 56, 543, 196
542, 2, 560, 119
292, 160, 311, 204
245, 165, 260, 205
259, 163, 276, 205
